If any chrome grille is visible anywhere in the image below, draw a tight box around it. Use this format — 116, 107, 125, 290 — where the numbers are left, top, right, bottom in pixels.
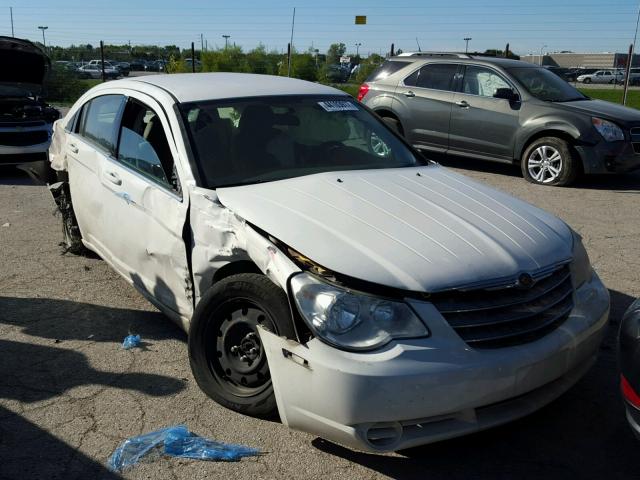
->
630, 127, 640, 154
432, 265, 574, 348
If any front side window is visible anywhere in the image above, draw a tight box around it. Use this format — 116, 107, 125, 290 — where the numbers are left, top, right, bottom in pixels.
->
403, 64, 458, 91
462, 66, 511, 97
181, 96, 424, 189
79, 94, 125, 154
507, 67, 587, 102
117, 99, 178, 191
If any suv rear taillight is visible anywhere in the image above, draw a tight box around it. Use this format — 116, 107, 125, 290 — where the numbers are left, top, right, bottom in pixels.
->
622, 374, 640, 408
357, 83, 370, 102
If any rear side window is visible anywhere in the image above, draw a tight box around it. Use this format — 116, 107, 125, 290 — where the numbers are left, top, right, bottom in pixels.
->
117, 99, 178, 191
79, 94, 125, 154
404, 64, 458, 91
366, 61, 409, 82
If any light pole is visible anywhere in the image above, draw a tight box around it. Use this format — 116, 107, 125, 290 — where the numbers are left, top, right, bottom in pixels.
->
539, 44, 548, 65
463, 37, 472, 54
355, 42, 362, 57
222, 35, 230, 49
38, 25, 48, 48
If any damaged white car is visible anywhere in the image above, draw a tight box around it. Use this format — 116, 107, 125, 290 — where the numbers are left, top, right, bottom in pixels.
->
45, 73, 610, 452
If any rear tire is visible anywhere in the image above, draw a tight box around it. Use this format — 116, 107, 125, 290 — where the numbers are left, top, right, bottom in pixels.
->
583, 78, 591, 84
188, 274, 295, 417
521, 136, 580, 187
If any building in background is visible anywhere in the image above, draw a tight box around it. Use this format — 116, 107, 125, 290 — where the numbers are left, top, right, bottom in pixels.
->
521, 52, 640, 69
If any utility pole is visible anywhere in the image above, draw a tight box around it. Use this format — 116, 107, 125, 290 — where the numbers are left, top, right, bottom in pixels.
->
355, 42, 361, 56
463, 37, 472, 54
200, 33, 204, 52
191, 42, 195, 72
10, 7, 14, 37
624, 2, 640, 105
222, 35, 230, 49
38, 25, 48, 48
288, 7, 295, 77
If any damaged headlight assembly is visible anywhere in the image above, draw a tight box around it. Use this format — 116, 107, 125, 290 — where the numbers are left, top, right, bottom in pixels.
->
290, 273, 429, 351
570, 230, 593, 288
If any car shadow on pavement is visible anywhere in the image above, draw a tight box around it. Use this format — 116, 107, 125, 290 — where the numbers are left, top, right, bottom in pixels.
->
312, 289, 638, 480
0, 406, 122, 480
0, 167, 39, 186
0, 296, 186, 344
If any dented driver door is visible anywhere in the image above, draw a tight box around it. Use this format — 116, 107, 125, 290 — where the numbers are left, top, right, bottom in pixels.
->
96, 93, 193, 322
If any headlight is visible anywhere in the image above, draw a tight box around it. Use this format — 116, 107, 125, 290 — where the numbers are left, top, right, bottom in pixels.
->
570, 230, 593, 288
592, 117, 624, 142
290, 273, 428, 351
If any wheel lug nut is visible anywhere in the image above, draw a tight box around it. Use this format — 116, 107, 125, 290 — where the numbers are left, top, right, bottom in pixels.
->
240, 355, 248, 362
249, 348, 258, 355
230, 346, 239, 354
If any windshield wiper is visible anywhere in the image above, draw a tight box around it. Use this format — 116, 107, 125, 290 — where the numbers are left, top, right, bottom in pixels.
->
548, 96, 588, 102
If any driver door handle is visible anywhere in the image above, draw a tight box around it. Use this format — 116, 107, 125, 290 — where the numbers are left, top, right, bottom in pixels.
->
404, 90, 415, 97
456, 100, 470, 108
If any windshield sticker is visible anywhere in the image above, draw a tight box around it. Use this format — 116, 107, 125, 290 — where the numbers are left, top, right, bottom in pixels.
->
318, 100, 359, 112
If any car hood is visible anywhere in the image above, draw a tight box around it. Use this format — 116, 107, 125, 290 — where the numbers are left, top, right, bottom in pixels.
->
0, 36, 49, 96
216, 166, 573, 293
558, 98, 640, 123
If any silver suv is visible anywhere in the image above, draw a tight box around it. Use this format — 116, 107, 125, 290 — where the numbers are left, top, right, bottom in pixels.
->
359, 53, 640, 186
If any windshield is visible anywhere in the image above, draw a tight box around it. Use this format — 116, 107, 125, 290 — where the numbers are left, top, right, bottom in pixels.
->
180, 95, 423, 188
507, 67, 587, 102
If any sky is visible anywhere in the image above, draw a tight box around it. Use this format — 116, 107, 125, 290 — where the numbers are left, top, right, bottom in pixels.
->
0, 0, 639, 57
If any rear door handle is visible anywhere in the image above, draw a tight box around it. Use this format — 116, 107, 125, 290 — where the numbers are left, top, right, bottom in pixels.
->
456, 100, 470, 108
404, 90, 415, 97
68, 143, 79, 154
104, 170, 122, 186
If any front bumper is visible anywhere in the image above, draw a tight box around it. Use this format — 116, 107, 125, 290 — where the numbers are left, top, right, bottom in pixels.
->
259, 273, 609, 452
576, 140, 640, 174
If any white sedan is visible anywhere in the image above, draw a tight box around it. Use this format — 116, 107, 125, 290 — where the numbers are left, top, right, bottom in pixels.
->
577, 70, 623, 84
45, 73, 609, 452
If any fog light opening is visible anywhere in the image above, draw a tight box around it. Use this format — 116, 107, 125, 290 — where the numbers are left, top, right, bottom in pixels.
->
363, 422, 403, 449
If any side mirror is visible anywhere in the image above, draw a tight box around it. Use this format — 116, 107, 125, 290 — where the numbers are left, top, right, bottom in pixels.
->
494, 88, 519, 102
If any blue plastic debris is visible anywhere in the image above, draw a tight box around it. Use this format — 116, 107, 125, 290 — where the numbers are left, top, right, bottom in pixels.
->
122, 334, 141, 350
107, 425, 260, 472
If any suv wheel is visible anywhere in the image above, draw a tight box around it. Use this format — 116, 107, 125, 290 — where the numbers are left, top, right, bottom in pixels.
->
188, 273, 295, 417
521, 137, 579, 186
583, 77, 591, 84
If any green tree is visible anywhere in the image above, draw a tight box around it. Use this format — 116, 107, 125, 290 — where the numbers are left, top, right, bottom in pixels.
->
326, 42, 346, 65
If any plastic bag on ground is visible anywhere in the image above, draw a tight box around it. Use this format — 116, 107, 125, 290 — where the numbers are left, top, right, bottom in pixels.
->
107, 425, 260, 472
122, 334, 141, 349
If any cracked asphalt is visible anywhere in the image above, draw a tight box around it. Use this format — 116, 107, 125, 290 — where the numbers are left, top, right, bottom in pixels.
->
1, 157, 639, 480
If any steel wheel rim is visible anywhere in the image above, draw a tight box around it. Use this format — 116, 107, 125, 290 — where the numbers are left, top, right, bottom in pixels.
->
205, 298, 276, 397
370, 133, 391, 157
527, 145, 562, 184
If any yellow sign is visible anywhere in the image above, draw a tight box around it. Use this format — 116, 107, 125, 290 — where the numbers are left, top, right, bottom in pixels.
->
355, 15, 367, 25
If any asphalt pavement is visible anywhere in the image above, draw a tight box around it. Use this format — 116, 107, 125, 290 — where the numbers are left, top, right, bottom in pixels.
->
1, 158, 639, 479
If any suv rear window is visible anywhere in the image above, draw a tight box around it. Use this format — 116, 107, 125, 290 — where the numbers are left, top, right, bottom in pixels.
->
366, 61, 409, 82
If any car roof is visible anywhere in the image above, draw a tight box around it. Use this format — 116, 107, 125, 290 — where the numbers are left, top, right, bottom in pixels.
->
388, 54, 535, 69
123, 72, 347, 103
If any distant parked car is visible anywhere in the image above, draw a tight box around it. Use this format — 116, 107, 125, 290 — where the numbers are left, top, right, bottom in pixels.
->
77, 64, 119, 79
0, 36, 60, 166
619, 298, 640, 439
325, 64, 350, 83
359, 53, 640, 186
577, 70, 623, 84
129, 59, 148, 71
146, 60, 167, 72
115, 62, 131, 77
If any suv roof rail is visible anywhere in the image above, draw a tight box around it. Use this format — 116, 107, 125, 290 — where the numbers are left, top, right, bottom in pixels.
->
396, 51, 471, 59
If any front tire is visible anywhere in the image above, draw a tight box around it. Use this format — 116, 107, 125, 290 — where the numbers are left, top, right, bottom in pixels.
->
188, 273, 295, 417
583, 77, 591, 84
521, 136, 580, 186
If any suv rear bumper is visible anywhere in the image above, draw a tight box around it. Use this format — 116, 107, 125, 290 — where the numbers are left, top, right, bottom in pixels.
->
576, 141, 640, 174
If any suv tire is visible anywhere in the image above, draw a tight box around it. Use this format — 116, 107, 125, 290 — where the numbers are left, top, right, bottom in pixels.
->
521, 136, 579, 186
188, 273, 295, 417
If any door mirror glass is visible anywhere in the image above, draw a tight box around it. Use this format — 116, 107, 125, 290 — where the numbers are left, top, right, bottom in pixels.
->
493, 87, 518, 101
